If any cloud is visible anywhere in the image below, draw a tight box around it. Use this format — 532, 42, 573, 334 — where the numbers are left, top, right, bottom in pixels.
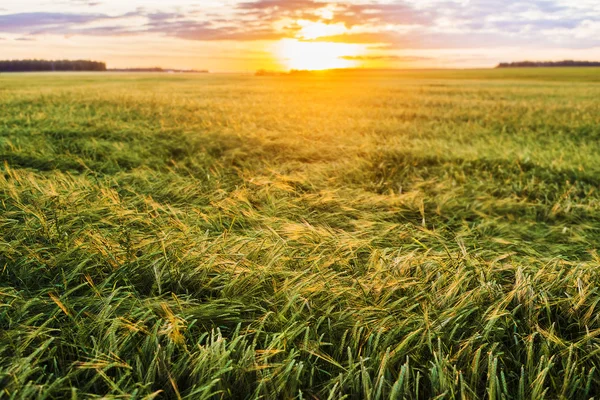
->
69, 0, 102, 6
0, 10, 292, 41
0, 0, 598, 50
0, 12, 106, 34
340, 55, 431, 61
142, 12, 294, 41
237, 0, 435, 26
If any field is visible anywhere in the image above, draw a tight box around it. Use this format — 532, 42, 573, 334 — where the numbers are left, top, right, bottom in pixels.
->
1, 68, 600, 399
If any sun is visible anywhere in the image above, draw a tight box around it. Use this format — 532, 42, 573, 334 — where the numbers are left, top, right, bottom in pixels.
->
276, 39, 364, 71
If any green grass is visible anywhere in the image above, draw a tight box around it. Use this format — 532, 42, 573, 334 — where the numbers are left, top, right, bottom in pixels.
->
1, 69, 600, 399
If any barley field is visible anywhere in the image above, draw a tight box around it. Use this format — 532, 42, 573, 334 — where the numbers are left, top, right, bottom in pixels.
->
2, 69, 600, 399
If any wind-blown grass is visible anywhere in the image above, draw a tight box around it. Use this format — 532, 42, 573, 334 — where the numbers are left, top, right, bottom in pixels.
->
1, 70, 600, 399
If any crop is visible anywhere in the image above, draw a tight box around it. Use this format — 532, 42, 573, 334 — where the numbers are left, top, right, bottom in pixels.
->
1, 69, 600, 399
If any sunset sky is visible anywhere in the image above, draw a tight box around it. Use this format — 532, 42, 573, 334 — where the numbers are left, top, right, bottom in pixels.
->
1, 0, 600, 71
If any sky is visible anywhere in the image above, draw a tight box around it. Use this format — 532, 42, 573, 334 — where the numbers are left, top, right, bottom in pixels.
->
1, 0, 600, 71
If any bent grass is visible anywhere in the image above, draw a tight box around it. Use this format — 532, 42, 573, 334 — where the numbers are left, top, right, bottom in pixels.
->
1, 70, 600, 398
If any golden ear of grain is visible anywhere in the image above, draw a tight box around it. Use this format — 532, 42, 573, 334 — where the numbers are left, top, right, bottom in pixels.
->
168, 371, 182, 400
49, 293, 71, 317
160, 303, 186, 346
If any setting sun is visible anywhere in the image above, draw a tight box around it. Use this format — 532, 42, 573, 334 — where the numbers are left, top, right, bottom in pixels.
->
276, 39, 364, 71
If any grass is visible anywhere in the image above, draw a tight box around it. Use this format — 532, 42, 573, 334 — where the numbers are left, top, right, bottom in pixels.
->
1, 68, 600, 399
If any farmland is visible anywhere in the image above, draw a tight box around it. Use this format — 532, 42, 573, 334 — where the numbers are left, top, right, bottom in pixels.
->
1, 69, 600, 399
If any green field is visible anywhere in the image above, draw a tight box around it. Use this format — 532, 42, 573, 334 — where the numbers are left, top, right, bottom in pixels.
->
1, 69, 600, 399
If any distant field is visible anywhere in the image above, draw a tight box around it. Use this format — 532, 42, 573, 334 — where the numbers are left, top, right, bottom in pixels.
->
1, 69, 600, 399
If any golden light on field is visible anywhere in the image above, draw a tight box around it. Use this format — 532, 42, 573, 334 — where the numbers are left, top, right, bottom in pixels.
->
276, 39, 364, 71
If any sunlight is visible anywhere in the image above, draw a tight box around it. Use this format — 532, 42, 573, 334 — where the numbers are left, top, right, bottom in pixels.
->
276, 39, 364, 71
296, 20, 347, 40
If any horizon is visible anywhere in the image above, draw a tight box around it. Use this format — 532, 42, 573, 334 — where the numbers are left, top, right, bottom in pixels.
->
1, 1, 600, 72
2, 60, 600, 74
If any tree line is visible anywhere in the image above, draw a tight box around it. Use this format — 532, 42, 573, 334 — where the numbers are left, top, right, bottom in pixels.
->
0, 60, 107, 72
497, 60, 600, 68
109, 67, 209, 73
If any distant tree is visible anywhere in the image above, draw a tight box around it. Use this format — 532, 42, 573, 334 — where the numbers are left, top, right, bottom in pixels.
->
0, 60, 107, 72
497, 60, 600, 68
255, 70, 284, 76
109, 67, 165, 72
107, 67, 209, 73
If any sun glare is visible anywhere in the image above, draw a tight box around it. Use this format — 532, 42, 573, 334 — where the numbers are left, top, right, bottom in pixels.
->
277, 39, 364, 71
297, 20, 347, 40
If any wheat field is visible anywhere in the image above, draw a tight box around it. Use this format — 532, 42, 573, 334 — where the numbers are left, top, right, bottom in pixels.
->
2, 69, 600, 399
